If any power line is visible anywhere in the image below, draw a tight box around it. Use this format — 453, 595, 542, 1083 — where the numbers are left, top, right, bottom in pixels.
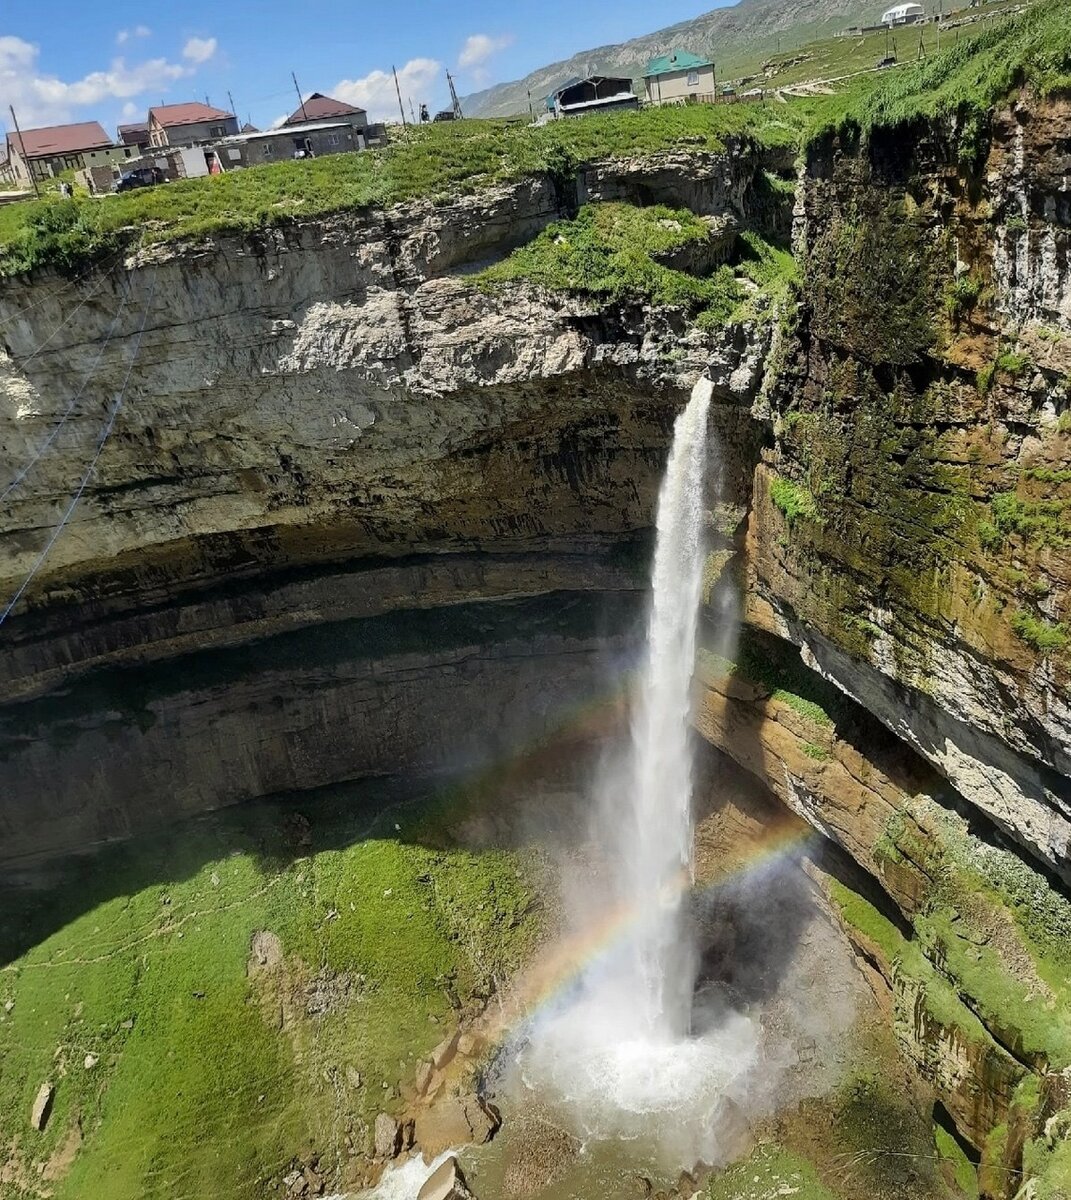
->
10, 268, 116, 368
0, 267, 157, 629
1, 287, 131, 506
0, 248, 125, 328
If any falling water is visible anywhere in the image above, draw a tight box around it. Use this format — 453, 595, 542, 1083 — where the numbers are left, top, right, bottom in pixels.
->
515, 376, 760, 1161
617, 373, 712, 1037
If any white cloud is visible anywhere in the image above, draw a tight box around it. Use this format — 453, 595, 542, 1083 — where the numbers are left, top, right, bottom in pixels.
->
182, 36, 217, 64
116, 25, 151, 46
458, 33, 514, 70
0, 35, 194, 128
120, 101, 140, 120
333, 57, 441, 122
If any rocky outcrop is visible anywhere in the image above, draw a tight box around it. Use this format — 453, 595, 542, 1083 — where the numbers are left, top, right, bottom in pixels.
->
747, 96, 1071, 882
0, 143, 786, 863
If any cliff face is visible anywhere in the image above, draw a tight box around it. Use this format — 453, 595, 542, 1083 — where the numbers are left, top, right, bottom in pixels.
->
693, 94, 1071, 1195
750, 97, 1071, 881
4, 102, 1071, 1194
0, 146, 772, 861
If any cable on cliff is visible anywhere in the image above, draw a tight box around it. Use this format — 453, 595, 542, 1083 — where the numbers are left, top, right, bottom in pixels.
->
1, 286, 132, 506
0, 265, 158, 629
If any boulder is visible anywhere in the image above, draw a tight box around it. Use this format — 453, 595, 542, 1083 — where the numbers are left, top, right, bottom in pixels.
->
415, 1059, 435, 1095
431, 1031, 459, 1070
30, 1081, 54, 1131
415, 1094, 501, 1158
374, 1112, 401, 1159
416, 1155, 474, 1200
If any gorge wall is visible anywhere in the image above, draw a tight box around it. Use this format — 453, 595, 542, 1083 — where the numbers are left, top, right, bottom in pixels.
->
3, 96, 1071, 1197
0, 146, 772, 861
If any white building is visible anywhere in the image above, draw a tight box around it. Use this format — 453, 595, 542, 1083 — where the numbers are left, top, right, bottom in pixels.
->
882, 3, 926, 24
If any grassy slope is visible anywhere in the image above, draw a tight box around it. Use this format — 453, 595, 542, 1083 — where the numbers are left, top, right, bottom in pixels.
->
708, 1144, 842, 1199
0, 103, 809, 278
812, 0, 1071, 137
0, 785, 540, 1200
2, 0, 1064, 278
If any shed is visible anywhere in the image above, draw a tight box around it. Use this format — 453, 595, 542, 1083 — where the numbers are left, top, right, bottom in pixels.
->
881, 3, 926, 24
545, 76, 638, 118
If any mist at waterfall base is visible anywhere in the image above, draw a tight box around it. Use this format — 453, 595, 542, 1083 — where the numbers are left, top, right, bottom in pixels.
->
505, 378, 809, 1168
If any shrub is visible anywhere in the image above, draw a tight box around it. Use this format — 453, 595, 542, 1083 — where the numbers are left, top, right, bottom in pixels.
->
1011, 610, 1068, 653
944, 273, 982, 321
996, 350, 1030, 376
769, 475, 821, 525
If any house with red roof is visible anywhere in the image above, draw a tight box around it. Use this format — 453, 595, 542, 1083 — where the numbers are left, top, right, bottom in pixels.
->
5, 121, 120, 187
148, 102, 239, 148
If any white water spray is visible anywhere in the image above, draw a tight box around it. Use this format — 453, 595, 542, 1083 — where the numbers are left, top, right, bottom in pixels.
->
617, 373, 712, 1037
516, 377, 760, 1162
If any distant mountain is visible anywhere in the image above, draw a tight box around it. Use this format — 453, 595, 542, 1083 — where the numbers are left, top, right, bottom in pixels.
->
462, 0, 882, 117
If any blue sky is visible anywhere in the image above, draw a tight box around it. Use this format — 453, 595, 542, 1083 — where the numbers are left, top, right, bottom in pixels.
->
1, 0, 730, 137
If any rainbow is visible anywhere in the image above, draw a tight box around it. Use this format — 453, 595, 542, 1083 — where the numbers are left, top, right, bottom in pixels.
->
477, 818, 817, 1047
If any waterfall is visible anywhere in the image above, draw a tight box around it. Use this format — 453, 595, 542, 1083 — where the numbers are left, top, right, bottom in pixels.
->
616, 375, 711, 1038
515, 376, 759, 1161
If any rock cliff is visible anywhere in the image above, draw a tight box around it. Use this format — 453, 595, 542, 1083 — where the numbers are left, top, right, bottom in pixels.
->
4, 92, 1071, 1198
0, 145, 774, 861
694, 93, 1071, 1196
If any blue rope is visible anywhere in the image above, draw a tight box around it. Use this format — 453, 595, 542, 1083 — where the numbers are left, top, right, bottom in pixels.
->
1, 287, 131, 505
0, 266, 157, 628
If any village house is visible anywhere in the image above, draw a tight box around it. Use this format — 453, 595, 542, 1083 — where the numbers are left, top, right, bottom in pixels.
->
642, 51, 717, 106
282, 92, 367, 129
545, 75, 638, 118
147, 102, 239, 148
117, 121, 151, 152
4, 121, 137, 186
211, 118, 384, 170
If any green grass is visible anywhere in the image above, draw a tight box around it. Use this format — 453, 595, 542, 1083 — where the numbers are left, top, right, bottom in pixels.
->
476, 203, 797, 325
828, 880, 995, 1042
877, 797, 1071, 1070
476, 201, 743, 314
697, 628, 847, 729
708, 1144, 841, 1200
801, 740, 833, 761
0, 103, 811, 277
1010, 609, 1068, 653
935, 1124, 979, 1199
987, 491, 1071, 548
0, 784, 541, 1199
770, 475, 822, 525
811, 0, 1071, 146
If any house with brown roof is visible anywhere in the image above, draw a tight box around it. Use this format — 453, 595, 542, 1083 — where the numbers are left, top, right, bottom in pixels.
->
282, 92, 367, 128
117, 121, 150, 151
148, 102, 239, 148
5, 120, 120, 186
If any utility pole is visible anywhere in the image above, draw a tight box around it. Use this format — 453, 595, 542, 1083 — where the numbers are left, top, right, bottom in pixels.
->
409, 98, 417, 124
8, 105, 41, 199
446, 70, 463, 120
527, 88, 533, 121
292, 72, 309, 123
392, 66, 407, 127
227, 90, 237, 120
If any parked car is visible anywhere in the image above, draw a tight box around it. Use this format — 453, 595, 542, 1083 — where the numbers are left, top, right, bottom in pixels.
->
113, 167, 162, 193
432, 110, 456, 122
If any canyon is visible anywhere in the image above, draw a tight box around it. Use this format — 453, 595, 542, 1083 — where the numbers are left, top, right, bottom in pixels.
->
1, 73, 1070, 1200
